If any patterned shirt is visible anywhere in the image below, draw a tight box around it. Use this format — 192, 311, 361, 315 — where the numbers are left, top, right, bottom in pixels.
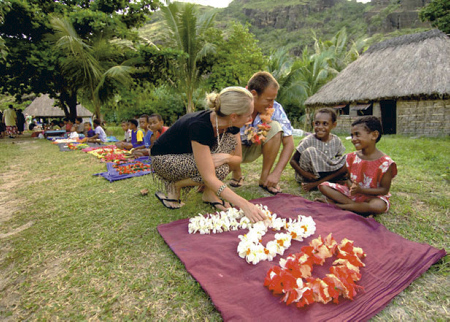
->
240, 101, 293, 145
296, 134, 346, 173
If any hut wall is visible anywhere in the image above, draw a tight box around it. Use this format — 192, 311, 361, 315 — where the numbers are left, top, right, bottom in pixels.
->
397, 99, 450, 136
313, 98, 450, 136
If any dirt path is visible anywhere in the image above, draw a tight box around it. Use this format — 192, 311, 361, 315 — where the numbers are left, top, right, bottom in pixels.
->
0, 139, 37, 237
0, 138, 39, 320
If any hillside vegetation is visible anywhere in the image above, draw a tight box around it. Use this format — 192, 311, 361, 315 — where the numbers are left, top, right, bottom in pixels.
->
140, 0, 431, 54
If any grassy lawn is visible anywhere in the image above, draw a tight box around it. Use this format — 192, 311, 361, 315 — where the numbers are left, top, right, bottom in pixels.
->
0, 133, 448, 320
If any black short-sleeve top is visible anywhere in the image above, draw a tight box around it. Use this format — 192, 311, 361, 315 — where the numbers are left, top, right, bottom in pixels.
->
151, 110, 239, 156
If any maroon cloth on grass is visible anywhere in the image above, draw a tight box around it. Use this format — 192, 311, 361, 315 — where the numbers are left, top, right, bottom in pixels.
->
157, 194, 446, 321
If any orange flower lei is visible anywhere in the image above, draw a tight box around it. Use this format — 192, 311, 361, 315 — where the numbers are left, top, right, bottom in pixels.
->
244, 108, 274, 145
264, 233, 366, 308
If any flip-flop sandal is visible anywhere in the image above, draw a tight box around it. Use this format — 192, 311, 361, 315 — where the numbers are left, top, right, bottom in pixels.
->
229, 176, 244, 188
203, 199, 230, 211
259, 184, 281, 195
155, 192, 182, 210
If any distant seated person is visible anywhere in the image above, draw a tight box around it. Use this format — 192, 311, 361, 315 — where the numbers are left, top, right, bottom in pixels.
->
148, 113, 168, 146
86, 119, 107, 143
78, 122, 96, 143
116, 119, 143, 150
131, 115, 153, 157
116, 120, 131, 146
48, 120, 61, 130
68, 126, 79, 139
74, 117, 85, 134
62, 118, 74, 132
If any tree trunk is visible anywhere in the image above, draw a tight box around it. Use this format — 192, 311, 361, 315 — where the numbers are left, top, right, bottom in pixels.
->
59, 91, 78, 119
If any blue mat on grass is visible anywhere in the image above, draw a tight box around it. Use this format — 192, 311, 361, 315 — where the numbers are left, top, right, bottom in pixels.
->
94, 156, 153, 182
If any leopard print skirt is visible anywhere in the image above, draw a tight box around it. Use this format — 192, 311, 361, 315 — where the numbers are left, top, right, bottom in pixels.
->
152, 133, 237, 195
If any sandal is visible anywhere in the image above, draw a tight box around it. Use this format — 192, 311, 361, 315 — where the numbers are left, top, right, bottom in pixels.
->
229, 176, 244, 188
203, 199, 230, 211
259, 184, 281, 195
155, 192, 182, 210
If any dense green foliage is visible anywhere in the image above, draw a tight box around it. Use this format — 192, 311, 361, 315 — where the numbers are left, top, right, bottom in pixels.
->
420, 0, 450, 34
0, 0, 160, 118
199, 22, 266, 90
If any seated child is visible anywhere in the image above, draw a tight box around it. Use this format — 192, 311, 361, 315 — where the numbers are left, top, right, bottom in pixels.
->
77, 122, 95, 143
116, 119, 143, 150
131, 114, 153, 157
87, 119, 107, 143
68, 126, 79, 139
75, 117, 85, 134
290, 108, 346, 191
148, 113, 168, 147
115, 120, 131, 148
65, 118, 74, 132
317, 116, 397, 216
48, 120, 61, 130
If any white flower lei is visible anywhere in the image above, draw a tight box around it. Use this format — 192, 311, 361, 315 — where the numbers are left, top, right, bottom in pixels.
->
188, 204, 316, 265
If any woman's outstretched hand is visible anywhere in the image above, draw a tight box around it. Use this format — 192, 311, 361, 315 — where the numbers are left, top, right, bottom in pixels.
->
241, 202, 268, 223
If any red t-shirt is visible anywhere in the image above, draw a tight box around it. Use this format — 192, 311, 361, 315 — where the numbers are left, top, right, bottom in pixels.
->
156, 126, 169, 139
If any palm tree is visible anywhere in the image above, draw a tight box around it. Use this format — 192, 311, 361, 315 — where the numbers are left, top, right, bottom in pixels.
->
161, 1, 216, 113
49, 17, 134, 120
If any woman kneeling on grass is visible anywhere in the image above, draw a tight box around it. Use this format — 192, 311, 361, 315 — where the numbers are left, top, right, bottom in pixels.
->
151, 87, 267, 223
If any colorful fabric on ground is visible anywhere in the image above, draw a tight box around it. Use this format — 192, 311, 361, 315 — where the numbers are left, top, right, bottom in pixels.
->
85, 145, 131, 162
93, 157, 153, 182
157, 194, 445, 321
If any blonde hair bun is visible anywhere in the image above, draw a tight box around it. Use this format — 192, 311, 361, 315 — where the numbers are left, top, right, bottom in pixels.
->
206, 86, 253, 116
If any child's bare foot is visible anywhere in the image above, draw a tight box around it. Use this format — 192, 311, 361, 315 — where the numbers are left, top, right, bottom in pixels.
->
302, 182, 318, 192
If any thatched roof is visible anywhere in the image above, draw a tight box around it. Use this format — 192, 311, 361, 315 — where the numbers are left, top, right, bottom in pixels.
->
24, 94, 93, 117
305, 29, 450, 106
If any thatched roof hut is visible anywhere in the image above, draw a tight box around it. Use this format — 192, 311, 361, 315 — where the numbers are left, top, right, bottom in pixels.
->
24, 94, 93, 118
305, 29, 450, 136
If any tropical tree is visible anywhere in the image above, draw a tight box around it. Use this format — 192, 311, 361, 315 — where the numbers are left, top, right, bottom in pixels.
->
49, 17, 134, 120
200, 22, 266, 91
0, 0, 159, 118
161, 0, 216, 113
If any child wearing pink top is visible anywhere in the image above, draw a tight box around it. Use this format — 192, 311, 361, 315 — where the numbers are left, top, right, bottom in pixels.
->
318, 116, 397, 216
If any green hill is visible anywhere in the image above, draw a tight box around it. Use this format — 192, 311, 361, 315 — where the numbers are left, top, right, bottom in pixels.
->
140, 0, 432, 54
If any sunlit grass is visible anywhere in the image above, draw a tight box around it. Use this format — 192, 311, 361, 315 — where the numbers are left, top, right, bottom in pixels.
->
0, 134, 448, 320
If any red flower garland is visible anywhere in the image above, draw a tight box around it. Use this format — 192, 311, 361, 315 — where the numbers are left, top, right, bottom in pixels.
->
264, 233, 366, 308
113, 162, 152, 175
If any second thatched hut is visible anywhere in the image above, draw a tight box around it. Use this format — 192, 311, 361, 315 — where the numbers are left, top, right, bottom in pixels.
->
305, 29, 450, 136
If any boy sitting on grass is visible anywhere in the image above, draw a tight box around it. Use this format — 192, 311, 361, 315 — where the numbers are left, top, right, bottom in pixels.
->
116, 119, 143, 150
77, 122, 95, 143
148, 113, 168, 146
87, 119, 107, 143
131, 114, 153, 157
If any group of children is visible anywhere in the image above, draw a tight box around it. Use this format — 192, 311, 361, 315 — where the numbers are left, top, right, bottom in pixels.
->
115, 113, 167, 157
112, 109, 396, 217
290, 108, 397, 217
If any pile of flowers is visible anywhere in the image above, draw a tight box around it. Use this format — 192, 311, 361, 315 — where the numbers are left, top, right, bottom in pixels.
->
264, 234, 366, 308
113, 161, 152, 175
68, 143, 88, 150
188, 205, 316, 265
244, 123, 271, 145
244, 107, 274, 145
88, 147, 130, 162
